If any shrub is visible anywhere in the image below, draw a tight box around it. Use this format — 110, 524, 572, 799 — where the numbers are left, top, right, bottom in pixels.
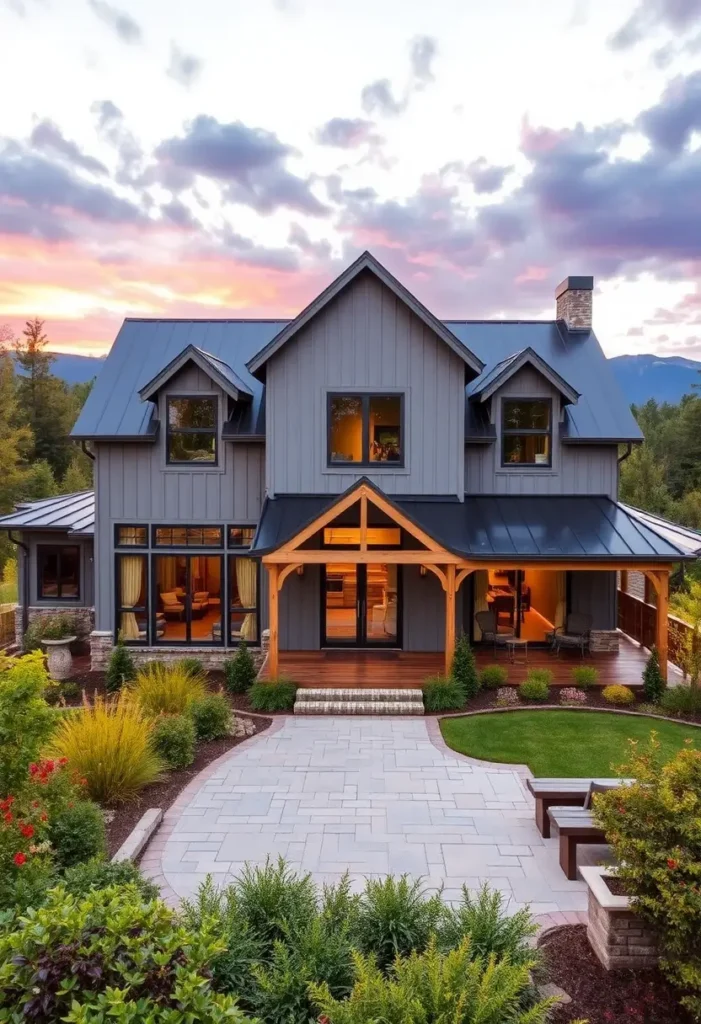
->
660, 684, 701, 717
249, 677, 298, 712
570, 665, 599, 689
47, 695, 165, 804
0, 885, 248, 1022
495, 686, 519, 707
152, 713, 196, 769
437, 883, 537, 967
39, 613, 77, 640
642, 646, 667, 704
310, 936, 552, 1024
422, 675, 465, 712
593, 737, 701, 1018
61, 857, 160, 901
0, 793, 53, 913
452, 633, 480, 700
353, 875, 445, 971
49, 799, 107, 868
559, 686, 587, 705
519, 676, 549, 702
525, 667, 553, 686
479, 663, 508, 689
225, 640, 258, 693
60, 680, 81, 701
234, 857, 319, 951
179, 656, 205, 678
189, 692, 232, 741
105, 635, 136, 693
0, 651, 55, 797
602, 683, 635, 705
131, 661, 207, 715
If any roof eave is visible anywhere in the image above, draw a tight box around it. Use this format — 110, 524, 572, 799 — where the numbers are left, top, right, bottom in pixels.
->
472, 347, 580, 404
139, 344, 252, 403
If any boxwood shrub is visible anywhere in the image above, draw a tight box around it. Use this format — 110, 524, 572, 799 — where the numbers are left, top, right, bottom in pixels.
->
422, 676, 465, 712
249, 678, 298, 712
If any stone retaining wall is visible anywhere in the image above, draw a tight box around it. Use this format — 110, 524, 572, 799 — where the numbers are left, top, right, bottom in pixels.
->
16, 606, 95, 650
90, 629, 269, 675
583, 868, 658, 970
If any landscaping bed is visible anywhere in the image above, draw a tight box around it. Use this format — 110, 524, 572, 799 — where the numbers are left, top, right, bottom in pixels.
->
538, 924, 692, 1024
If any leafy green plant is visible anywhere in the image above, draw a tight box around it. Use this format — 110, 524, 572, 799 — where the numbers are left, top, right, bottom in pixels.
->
479, 664, 508, 689
593, 736, 701, 1018
131, 660, 207, 715
422, 675, 464, 712
602, 683, 635, 705
234, 857, 318, 952
310, 936, 554, 1024
642, 646, 667, 704
38, 613, 77, 641
353, 875, 445, 971
49, 799, 107, 868
105, 635, 136, 693
152, 713, 196, 769
0, 792, 53, 914
0, 884, 250, 1022
525, 668, 553, 686
225, 640, 258, 693
519, 676, 550, 702
59, 680, 81, 701
61, 857, 160, 901
249, 678, 298, 712
437, 883, 538, 966
570, 665, 599, 689
179, 656, 205, 678
452, 633, 480, 700
660, 684, 701, 716
47, 695, 164, 804
189, 692, 232, 741
0, 651, 55, 797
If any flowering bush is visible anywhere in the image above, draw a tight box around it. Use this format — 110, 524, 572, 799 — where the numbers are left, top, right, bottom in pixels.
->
0, 792, 53, 911
0, 651, 55, 796
559, 687, 587, 705
602, 684, 635, 705
494, 687, 519, 707
593, 736, 701, 1017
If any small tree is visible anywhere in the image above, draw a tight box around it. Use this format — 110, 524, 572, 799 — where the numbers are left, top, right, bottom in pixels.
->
642, 646, 666, 703
105, 635, 136, 693
451, 633, 479, 700
224, 640, 257, 693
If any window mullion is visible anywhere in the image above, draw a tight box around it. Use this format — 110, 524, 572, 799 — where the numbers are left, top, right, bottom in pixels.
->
362, 395, 370, 465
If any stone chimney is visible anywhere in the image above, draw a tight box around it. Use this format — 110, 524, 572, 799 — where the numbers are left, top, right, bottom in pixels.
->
555, 276, 593, 331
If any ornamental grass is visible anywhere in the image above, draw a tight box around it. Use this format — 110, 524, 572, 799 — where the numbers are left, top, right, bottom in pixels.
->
130, 661, 207, 716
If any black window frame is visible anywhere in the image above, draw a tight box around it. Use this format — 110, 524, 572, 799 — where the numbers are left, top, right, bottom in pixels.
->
152, 525, 224, 548
114, 524, 148, 548
37, 544, 81, 602
327, 392, 405, 468
227, 553, 260, 647
151, 552, 225, 647
228, 525, 257, 549
115, 552, 149, 645
500, 397, 553, 468
166, 395, 219, 466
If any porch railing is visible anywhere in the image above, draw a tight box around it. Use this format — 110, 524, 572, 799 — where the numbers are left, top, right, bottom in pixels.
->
617, 589, 691, 671
0, 603, 16, 649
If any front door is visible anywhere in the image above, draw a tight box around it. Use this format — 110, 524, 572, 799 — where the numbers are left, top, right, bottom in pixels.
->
153, 553, 223, 645
322, 563, 400, 647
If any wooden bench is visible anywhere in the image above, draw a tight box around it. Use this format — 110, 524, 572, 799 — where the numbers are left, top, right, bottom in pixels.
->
526, 777, 628, 838
547, 806, 607, 880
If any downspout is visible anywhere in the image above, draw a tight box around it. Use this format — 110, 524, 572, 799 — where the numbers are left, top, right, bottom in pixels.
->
80, 440, 95, 461
8, 531, 29, 640
617, 442, 633, 465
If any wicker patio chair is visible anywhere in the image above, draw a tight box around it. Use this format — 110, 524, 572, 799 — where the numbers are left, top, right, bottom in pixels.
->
475, 610, 514, 656
549, 612, 592, 657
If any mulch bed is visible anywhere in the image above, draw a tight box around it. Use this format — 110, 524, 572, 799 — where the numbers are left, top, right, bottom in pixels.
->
538, 924, 692, 1024
104, 713, 271, 858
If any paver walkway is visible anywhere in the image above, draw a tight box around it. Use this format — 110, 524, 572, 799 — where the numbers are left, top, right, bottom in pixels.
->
143, 717, 606, 914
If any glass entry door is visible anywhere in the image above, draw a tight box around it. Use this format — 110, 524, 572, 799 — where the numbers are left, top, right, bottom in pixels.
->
153, 554, 223, 644
323, 563, 399, 647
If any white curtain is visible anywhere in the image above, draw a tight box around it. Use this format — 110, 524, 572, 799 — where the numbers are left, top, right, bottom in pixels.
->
235, 557, 258, 641
157, 557, 177, 593
555, 571, 566, 629
120, 556, 143, 640
473, 571, 489, 640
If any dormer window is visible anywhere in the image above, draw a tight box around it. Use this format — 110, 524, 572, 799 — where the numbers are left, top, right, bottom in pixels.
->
167, 397, 217, 464
502, 399, 552, 466
328, 393, 403, 466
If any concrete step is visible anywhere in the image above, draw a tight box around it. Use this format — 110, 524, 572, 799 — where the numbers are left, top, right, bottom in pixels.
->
294, 699, 424, 716
299, 688, 421, 703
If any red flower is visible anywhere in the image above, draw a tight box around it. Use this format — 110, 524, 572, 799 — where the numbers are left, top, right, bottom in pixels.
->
31, 800, 39, 809
19, 824, 34, 838
44, 760, 55, 773
29, 763, 39, 776
667, 859, 679, 870
13, 852, 26, 866
79, 778, 87, 787
58, 757, 68, 766
3, 812, 12, 824
39, 813, 47, 822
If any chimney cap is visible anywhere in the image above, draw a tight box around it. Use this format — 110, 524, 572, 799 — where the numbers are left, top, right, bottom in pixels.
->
555, 276, 593, 298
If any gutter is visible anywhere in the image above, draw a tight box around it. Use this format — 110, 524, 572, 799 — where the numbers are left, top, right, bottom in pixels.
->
7, 531, 29, 641
617, 442, 633, 465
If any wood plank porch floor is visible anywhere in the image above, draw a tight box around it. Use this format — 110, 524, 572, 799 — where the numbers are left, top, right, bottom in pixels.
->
262, 634, 649, 688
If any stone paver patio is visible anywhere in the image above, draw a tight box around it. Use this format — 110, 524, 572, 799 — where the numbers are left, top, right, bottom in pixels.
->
142, 717, 609, 914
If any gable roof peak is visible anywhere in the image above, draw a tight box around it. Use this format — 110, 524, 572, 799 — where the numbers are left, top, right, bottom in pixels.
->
139, 342, 253, 403
467, 345, 580, 405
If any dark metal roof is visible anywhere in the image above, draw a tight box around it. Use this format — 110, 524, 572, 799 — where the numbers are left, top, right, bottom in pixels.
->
251, 489, 695, 562
466, 346, 580, 404
0, 491, 95, 535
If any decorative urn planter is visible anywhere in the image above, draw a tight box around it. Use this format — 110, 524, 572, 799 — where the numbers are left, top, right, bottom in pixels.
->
581, 865, 659, 970
42, 636, 77, 681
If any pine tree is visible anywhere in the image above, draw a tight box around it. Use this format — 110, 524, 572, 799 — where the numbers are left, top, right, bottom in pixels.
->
224, 640, 257, 693
106, 636, 136, 692
452, 633, 479, 700
642, 646, 666, 704
61, 450, 93, 494
22, 459, 57, 500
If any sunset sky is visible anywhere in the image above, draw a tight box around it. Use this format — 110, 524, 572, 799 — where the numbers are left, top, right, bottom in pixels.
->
1, 0, 700, 357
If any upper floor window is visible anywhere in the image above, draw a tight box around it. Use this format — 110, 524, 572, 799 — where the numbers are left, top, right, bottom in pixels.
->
167, 397, 217, 465
228, 526, 255, 548
501, 399, 552, 466
116, 525, 147, 547
328, 394, 403, 467
38, 545, 80, 600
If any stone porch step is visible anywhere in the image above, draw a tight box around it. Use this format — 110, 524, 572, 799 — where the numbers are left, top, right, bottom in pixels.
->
294, 699, 424, 715
299, 688, 421, 703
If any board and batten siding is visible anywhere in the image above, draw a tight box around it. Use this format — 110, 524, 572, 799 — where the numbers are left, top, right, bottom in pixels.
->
93, 364, 265, 631
20, 533, 94, 608
465, 365, 619, 498
266, 271, 466, 497
569, 571, 617, 630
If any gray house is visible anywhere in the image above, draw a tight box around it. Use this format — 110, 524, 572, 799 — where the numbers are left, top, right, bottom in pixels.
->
2, 252, 699, 680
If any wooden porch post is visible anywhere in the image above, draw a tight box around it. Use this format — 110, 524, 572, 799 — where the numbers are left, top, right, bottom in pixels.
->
445, 564, 456, 676
267, 563, 279, 679
656, 569, 669, 683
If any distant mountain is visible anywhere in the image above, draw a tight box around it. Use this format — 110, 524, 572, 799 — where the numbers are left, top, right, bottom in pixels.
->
609, 354, 701, 406
47, 353, 105, 384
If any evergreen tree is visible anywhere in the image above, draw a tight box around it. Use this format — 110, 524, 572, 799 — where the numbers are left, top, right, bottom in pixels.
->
451, 633, 479, 700
61, 450, 93, 494
224, 640, 257, 693
106, 636, 136, 692
642, 646, 666, 703
22, 459, 57, 500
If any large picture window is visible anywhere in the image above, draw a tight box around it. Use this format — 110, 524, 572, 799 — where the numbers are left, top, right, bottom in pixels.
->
166, 397, 217, 464
229, 556, 258, 643
38, 545, 80, 600
501, 399, 552, 466
116, 554, 147, 642
328, 393, 403, 466
154, 526, 223, 547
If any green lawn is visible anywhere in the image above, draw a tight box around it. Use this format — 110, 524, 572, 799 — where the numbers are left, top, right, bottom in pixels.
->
440, 710, 700, 777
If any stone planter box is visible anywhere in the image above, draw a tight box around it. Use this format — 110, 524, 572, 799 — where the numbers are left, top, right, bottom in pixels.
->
42, 636, 77, 681
581, 865, 659, 970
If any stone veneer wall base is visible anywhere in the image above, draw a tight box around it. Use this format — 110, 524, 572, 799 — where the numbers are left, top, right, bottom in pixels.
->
581, 866, 659, 970
90, 629, 270, 673
16, 606, 95, 650
589, 630, 620, 653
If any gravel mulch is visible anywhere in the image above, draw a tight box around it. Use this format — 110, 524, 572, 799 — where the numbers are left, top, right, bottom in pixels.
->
538, 924, 692, 1024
